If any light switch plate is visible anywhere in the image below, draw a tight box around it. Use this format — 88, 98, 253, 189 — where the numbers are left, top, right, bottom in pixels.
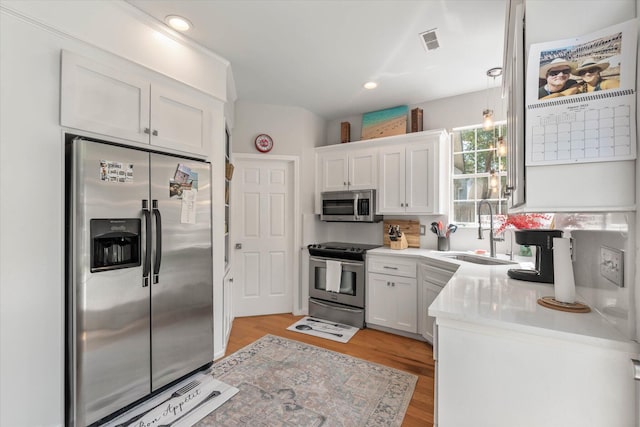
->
600, 246, 624, 287
420, 225, 426, 235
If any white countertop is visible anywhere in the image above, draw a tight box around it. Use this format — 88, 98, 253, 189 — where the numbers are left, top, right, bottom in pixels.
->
368, 247, 640, 354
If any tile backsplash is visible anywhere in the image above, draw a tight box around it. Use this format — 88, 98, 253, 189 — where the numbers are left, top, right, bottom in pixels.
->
556, 212, 636, 340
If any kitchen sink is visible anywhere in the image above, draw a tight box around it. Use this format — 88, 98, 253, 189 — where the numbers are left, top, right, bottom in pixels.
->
440, 253, 518, 266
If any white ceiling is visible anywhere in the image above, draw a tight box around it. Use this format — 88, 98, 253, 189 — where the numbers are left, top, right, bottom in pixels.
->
127, 0, 507, 120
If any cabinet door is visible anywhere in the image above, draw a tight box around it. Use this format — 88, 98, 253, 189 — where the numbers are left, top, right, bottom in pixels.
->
348, 149, 377, 190
61, 50, 150, 144
150, 83, 214, 156
366, 273, 395, 327
405, 142, 435, 213
422, 282, 442, 343
393, 276, 418, 333
377, 145, 405, 213
319, 152, 349, 192
367, 273, 417, 333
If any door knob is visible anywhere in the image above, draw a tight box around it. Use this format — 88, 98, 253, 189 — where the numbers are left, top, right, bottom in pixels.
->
235, 243, 242, 249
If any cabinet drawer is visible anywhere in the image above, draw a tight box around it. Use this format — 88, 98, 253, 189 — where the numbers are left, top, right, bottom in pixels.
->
367, 256, 416, 278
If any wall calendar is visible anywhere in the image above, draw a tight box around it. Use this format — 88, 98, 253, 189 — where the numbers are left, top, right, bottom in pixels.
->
525, 19, 637, 166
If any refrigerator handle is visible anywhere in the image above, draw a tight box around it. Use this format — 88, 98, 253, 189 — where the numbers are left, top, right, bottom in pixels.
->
152, 200, 162, 284
142, 200, 152, 287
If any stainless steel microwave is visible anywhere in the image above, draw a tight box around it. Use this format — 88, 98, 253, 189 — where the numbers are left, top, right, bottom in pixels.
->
320, 189, 382, 222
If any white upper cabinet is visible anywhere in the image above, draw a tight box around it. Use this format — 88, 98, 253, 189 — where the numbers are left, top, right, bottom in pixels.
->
61, 50, 214, 157
61, 50, 150, 144
149, 83, 213, 155
318, 148, 377, 192
378, 130, 449, 214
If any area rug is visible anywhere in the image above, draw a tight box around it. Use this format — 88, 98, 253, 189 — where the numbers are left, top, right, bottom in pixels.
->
286, 316, 359, 343
195, 334, 418, 426
101, 372, 238, 427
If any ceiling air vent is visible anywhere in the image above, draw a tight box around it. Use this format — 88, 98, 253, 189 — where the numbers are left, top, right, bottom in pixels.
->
419, 28, 439, 51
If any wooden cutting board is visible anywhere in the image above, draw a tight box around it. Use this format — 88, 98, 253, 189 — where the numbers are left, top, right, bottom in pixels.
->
383, 219, 420, 248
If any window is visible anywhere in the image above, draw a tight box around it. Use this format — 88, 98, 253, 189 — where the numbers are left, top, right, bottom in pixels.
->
451, 122, 507, 224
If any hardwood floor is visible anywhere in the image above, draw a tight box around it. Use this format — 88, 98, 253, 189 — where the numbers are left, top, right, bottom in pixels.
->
224, 314, 435, 426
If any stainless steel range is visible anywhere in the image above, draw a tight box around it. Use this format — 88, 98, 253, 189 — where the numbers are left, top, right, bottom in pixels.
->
308, 242, 380, 328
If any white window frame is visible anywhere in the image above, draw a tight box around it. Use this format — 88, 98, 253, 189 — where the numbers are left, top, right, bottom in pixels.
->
450, 121, 508, 226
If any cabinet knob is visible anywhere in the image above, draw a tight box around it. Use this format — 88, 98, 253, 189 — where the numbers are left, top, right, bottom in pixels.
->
144, 128, 150, 134
343, 182, 347, 186
152, 129, 158, 136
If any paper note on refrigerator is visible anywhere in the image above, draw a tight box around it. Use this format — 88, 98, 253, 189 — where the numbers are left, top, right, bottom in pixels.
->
180, 189, 197, 224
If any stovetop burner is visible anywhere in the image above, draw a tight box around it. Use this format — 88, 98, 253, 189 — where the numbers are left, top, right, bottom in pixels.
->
307, 242, 381, 260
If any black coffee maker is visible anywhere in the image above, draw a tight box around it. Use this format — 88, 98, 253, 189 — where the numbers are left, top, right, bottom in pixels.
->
507, 229, 563, 283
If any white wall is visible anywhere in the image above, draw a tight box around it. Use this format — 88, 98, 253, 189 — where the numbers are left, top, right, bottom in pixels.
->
232, 101, 326, 214
524, 0, 637, 341
0, 2, 232, 426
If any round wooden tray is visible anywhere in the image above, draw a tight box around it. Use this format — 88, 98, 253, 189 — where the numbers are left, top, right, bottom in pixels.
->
537, 296, 591, 313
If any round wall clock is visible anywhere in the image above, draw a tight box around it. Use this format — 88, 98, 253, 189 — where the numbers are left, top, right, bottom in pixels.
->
254, 134, 274, 153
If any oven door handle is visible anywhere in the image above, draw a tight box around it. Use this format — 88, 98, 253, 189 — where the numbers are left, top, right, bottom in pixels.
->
309, 256, 364, 267
310, 299, 363, 313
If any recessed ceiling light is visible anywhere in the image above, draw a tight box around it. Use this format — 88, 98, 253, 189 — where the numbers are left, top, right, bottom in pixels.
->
363, 81, 378, 90
165, 15, 192, 32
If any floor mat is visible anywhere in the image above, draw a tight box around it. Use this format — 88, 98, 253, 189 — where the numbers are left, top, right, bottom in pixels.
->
100, 371, 238, 427
197, 334, 417, 427
286, 316, 359, 343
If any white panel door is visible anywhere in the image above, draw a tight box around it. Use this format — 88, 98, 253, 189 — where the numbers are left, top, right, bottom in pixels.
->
233, 158, 294, 316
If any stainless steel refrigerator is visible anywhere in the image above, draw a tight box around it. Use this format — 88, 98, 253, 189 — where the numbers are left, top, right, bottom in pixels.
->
65, 136, 213, 426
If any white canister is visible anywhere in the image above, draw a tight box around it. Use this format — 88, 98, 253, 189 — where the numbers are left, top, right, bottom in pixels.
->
553, 237, 575, 303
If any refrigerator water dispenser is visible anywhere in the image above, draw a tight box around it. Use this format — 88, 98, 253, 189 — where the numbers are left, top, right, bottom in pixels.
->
90, 218, 141, 272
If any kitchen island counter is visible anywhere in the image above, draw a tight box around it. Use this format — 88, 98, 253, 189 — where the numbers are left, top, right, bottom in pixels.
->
368, 247, 639, 353
371, 247, 640, 426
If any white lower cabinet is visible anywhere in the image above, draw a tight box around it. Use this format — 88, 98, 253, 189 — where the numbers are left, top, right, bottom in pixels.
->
367, 273, 417, 332
419, 261, 458, 344
435, 319, 638, 427
367, 255, 417, 333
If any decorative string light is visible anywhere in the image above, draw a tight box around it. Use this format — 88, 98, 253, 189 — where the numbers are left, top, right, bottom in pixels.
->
489, 169, 498, 190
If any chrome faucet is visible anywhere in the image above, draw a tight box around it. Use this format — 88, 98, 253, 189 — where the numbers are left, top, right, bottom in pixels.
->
477, 199, 503, 258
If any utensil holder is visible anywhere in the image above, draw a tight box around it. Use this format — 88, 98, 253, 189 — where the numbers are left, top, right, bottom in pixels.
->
437, 236, 450, 251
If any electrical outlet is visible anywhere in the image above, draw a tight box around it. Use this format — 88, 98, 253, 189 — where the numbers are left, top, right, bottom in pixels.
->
420, 224, 426, 235
600, 246, 624, 287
